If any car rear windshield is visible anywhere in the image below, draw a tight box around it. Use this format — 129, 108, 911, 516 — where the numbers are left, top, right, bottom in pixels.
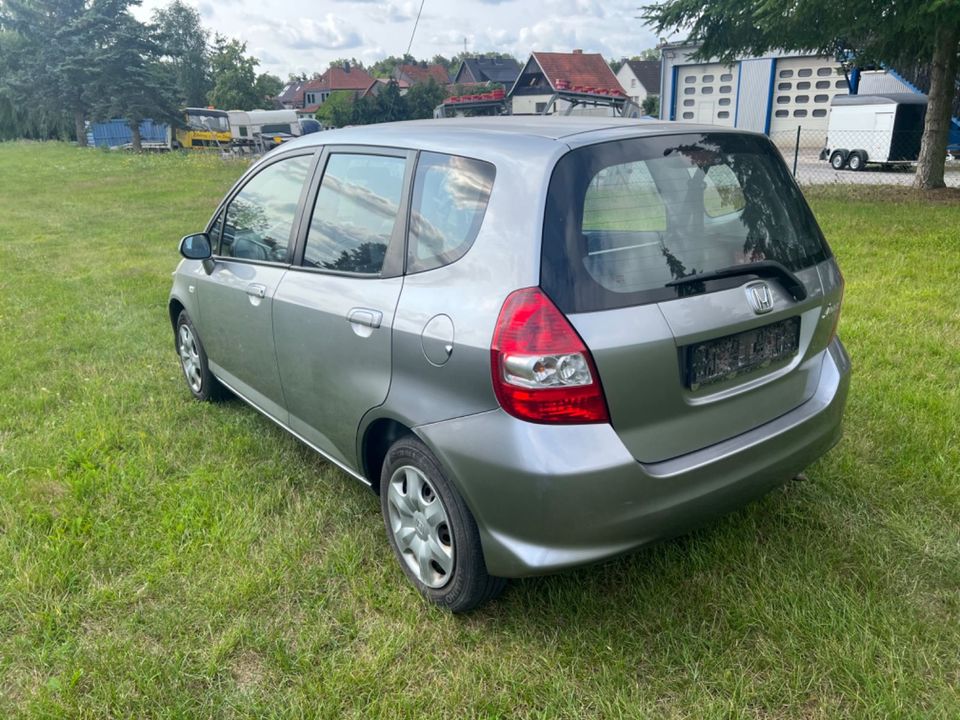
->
541, 132, 830, 313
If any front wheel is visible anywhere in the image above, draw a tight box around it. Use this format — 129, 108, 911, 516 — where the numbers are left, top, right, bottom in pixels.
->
381, 436, 505, 612
175, 311, 227, 401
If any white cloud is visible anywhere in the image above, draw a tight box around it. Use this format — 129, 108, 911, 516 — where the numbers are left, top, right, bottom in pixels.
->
136, 0, 662, 76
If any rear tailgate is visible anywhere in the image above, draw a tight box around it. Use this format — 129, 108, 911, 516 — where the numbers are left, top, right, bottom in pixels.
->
541, 131, 842, 463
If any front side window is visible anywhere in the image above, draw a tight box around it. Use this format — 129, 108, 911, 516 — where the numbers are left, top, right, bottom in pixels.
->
303, 153, 406, 274
220, 154, 313, 262
541, 133, 829, 313
407, 153, 495, 273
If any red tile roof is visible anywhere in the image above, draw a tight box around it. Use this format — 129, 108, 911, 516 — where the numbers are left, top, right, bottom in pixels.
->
532, 51, 620, 91
397, 63, 450, 86
305, 65, 376, 93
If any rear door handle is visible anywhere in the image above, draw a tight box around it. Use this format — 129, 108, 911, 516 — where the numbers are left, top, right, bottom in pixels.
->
246, 283, 267, 299
347, 307, 382, 328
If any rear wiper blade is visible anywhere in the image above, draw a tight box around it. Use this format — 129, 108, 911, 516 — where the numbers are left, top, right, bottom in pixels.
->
665, 260, 808, 301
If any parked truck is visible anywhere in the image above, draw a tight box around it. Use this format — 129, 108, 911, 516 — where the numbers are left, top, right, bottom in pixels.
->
173, 107, 232, 149
819, 93, 927, 171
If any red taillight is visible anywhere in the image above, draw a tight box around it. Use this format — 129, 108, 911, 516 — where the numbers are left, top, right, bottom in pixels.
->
490, 287, 609, 424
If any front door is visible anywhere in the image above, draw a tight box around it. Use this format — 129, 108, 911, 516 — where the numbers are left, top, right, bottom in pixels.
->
198, 152, 316, 420
274, 149, 412, 468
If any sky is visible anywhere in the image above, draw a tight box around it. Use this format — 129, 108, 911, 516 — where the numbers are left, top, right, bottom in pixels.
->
134, 0, 672, 79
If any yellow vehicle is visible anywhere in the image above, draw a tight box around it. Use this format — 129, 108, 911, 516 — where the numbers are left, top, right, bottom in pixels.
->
173, 108, 231, 149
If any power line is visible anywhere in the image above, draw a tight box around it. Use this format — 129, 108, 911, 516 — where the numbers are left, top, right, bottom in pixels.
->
404, 0, 427, 58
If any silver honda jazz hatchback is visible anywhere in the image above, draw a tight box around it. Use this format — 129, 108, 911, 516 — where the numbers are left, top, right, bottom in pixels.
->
169, 117, 850, 611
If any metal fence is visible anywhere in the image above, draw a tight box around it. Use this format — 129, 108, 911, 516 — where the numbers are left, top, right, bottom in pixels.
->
768, 127, 960, 187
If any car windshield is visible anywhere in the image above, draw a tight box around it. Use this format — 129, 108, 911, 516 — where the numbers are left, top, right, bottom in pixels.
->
541, 132, 830, 313
187, 112, 228, 132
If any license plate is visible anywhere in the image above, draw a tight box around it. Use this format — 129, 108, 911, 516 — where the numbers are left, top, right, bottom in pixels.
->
684, 316, 801, 389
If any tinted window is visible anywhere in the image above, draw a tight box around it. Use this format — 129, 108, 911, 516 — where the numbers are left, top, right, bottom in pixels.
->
220, 155, 312, 262
720, 73, 733, 82
303, 153, 406, 274
817, 67, 833, 76
407, 153, 495, 274
541, 133, 829, 313
798, 68, 813, 77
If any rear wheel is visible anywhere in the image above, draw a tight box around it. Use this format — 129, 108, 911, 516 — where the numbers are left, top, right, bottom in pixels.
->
829, 150, 847, 170
847, 150, 867, 171
381, 436, 505, 612
175, 311, 227, 401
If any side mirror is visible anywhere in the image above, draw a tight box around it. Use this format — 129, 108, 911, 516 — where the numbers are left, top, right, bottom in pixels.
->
179, 233, 212, 260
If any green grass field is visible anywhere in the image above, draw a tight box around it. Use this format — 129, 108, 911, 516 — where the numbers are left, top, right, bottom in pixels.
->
1, 142, 958, 719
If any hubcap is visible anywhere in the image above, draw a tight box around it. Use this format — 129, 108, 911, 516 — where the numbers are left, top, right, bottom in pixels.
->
386, 465, 454, 588
177, 324, 203, 393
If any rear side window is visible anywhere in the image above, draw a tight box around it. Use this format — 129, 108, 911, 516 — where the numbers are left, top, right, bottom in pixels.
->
303, 153, 406, 274
407, 152, 495, 273
541, 133, 829, 313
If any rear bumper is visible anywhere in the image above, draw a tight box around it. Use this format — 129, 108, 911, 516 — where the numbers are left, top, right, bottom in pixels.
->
415, 339, 851, 578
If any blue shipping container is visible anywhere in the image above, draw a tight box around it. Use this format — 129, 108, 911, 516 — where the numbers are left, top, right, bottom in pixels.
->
87, 119, 172, 148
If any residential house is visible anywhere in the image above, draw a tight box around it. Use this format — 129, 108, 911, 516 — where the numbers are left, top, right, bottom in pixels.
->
616, 59, 660, 109
395, 63, 450, 90
282, 64, 375, 113
278, 79, 307, 110
508, 50, 621, 115
452, 57, 522, 93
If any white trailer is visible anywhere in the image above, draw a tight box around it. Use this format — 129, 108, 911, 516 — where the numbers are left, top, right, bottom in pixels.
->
819, 93, 927, 171
227, 109, 301, 150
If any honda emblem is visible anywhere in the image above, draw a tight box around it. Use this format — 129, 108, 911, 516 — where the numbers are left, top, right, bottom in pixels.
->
746, 282, 774, 314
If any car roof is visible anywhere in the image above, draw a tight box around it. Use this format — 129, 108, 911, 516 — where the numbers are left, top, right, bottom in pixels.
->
280, 116, 751, 162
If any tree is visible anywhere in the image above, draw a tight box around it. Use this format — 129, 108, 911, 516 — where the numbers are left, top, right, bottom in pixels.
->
374, 80, 406, 123
89, 13, 179, 151
644, 0, 960, 189
0, 29, 73, 140
152, 0, 211, 107
369, 54, 416, 79
641, 94, 660, 117
207, 36, 280, 110
1, 0, 134, 145
253, 73, 283, 108
404, 77, 447, 119
315, 89, 355, 128
208, 35, 259, 109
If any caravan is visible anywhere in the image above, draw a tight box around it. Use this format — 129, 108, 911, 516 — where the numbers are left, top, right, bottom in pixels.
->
227, 109, 301, 151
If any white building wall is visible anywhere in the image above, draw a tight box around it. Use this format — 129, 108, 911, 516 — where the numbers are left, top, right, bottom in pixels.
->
616, 65, 648, 107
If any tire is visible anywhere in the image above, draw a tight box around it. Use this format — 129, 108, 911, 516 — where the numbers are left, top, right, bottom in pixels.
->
829, 150, 847, 170
380, 436, 506, 613
175, 310, 228, 402
847, 151, 867, 171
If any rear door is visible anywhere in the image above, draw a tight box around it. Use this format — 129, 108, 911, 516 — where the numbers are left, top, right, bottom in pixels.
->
541, 132, 841, 463
198, 151, 316, 420
273, 147, 413, 468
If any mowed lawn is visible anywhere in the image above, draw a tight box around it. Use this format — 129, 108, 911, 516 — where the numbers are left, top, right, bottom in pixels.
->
1, 142, 958, 719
